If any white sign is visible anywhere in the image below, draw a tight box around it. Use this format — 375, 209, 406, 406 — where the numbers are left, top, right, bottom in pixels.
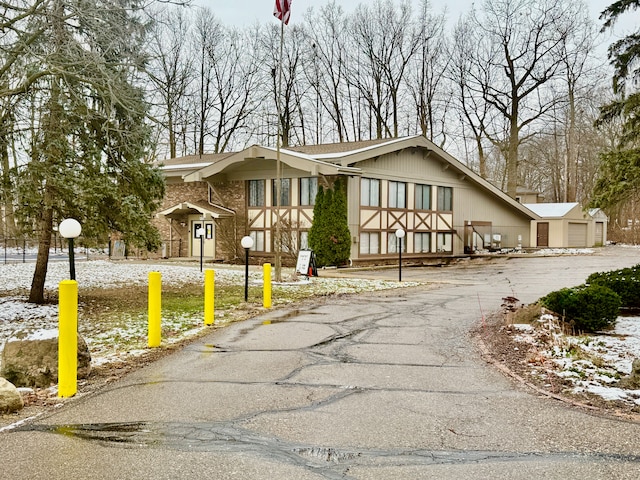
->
296, 250, 313, 275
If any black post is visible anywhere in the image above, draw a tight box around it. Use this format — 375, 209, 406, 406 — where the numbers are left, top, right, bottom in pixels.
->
244, 248, 249, 301
200, 235, 204, 272
69, 238, 76, 281
398, 237, 402, 283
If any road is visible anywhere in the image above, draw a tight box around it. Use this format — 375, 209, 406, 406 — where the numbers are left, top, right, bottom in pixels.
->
2, 247, 640, 479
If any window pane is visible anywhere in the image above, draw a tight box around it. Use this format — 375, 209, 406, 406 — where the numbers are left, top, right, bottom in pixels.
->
388, 232, 406, 253
398, 182, 406, 208
359, 232, 369, 254
415, 232, 430, 253
370, 232, 379, 254
437, 186, 452, 211
300, 177, 318, 206
370, 179, 380, 206
361, 179, 369, 206
300, 231, 309, 250
389, 182, 397, 208
437, 233, 452, 252
416, 184, 431, 210
273, 179, 290, 206
249, 180, 265, 207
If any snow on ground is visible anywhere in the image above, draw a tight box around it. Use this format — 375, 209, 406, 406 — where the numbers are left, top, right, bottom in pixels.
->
0, 259, 415, 369
511, 313, 640, 406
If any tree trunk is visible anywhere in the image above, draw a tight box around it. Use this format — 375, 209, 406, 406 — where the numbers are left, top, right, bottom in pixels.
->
29, 203, 53, 304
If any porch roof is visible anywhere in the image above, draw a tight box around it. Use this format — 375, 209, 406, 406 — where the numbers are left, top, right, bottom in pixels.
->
156, 201, 234, 220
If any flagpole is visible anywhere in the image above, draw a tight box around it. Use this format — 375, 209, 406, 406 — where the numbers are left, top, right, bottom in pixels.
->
275, 17, 284, 283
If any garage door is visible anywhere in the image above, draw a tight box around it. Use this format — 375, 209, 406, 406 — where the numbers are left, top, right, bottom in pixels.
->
568, 222, 587, 248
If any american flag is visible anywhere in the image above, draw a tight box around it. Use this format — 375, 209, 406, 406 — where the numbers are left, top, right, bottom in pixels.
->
273, 0, 292, 25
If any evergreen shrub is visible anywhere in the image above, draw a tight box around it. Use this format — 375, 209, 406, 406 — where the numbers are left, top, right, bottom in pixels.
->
586, 264, 640, 308
540, 284, 621, 332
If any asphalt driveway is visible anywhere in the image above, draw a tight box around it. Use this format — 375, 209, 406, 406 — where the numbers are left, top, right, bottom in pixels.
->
2, 246, 640, 479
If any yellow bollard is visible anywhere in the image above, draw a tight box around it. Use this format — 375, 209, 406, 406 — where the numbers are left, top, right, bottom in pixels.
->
204, 269, 215, 325
263, 263, 272, 309
148, 271, 162, 347
58, 280, 78, 398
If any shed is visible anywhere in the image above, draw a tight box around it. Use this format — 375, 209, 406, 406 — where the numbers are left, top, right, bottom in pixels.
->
524, 203, 599, 248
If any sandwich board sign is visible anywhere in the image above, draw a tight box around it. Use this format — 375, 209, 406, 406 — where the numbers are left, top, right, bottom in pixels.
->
296, 250, 313, 276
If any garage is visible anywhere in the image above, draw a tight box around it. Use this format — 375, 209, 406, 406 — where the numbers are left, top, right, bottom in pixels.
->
568, 222, 588, 248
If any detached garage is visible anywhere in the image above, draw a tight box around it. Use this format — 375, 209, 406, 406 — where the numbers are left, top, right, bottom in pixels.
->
524, 203, 594, 249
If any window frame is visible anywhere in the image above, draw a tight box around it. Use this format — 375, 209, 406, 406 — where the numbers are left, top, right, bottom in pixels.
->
437, 186, 453, 211
299, 177, 318, 206
272, 178, 291, 207
359, 232, 380, 255
388, 181, 407, 209
361, 178, 380, 207
248, 180, 265, 207
415, 184, 432, 210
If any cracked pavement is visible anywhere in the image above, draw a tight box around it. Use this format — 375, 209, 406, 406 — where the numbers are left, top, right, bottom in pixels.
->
3, 246, 640, 479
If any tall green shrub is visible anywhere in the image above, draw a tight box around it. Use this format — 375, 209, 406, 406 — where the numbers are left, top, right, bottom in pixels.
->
309, 178, 351, 266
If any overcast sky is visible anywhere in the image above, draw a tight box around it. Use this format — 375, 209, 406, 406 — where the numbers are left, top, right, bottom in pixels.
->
197, 0, 636, 39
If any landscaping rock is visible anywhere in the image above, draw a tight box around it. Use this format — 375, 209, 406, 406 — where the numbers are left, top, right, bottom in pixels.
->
619, 358, 640, 389
0, 377, 23, 413
1, 329, 91, 388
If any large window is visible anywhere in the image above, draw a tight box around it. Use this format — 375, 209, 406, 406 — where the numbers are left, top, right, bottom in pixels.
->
437, 186, 453, 211
361, 178, 380, 207
388, 181, 406, 208
359, 232, 380, 254
387, 231, 407, 254
248, 180, 265, 207
415, 184, 431, 210
436, 232, 453, 253
272, 178, 291, 206
249, 230, 265, 251
300, 177, 318, 206
414, 232, 431, 253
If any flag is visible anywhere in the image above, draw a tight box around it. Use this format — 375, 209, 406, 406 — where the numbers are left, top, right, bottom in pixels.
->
273, 0, 292, 25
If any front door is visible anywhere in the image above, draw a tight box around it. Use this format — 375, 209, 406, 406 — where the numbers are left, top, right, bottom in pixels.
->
191, 220, 215, 258
537, 222, 549, 247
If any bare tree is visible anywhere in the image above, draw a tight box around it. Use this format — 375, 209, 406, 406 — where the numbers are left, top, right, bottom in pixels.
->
407, 1, 448, 143
348, 0, 421, 139
147, 6, 193, 159
466, 0, 580, 198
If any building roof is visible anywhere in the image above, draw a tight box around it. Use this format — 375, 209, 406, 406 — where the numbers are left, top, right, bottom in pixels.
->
523, 202, 580, 218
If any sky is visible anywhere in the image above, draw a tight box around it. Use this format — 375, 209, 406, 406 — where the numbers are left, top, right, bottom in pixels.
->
198, 0, 637, 41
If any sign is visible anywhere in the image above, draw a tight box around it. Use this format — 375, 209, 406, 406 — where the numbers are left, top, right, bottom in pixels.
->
296, 250, 313, 276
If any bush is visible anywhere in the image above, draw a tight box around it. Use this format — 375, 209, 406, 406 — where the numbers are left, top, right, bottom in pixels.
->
540, 284, 621, 332
587, 264, 640, 308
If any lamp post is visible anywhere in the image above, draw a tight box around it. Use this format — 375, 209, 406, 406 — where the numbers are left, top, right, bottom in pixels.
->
59, 218, 82, 281
241, 236, 254, 301
395, 228, 405, 282
196, 227, 205, 272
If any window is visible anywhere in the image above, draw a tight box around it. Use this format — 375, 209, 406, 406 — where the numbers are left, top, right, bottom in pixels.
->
414, 232, 431, 253
249, 231, 265, 251
437, 186, 453, 211
415, 184, 431, 210
359, 232, 380, 254
388, 181, 406, 208
436, 232, 453, 253
248, 180, 265, 207
300, 177, 318, 206
299, 231, 309, 250
388, 231, 407, 254
272, 178, 291, 206
361, 178, 380, 207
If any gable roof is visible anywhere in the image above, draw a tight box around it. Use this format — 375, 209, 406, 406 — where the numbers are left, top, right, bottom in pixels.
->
164, 135, 538, 221
523, 202, 580, 218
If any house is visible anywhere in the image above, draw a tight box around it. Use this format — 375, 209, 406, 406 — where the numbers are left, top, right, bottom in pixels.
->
524, 202, 607, 248
154, 135, 539, 264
